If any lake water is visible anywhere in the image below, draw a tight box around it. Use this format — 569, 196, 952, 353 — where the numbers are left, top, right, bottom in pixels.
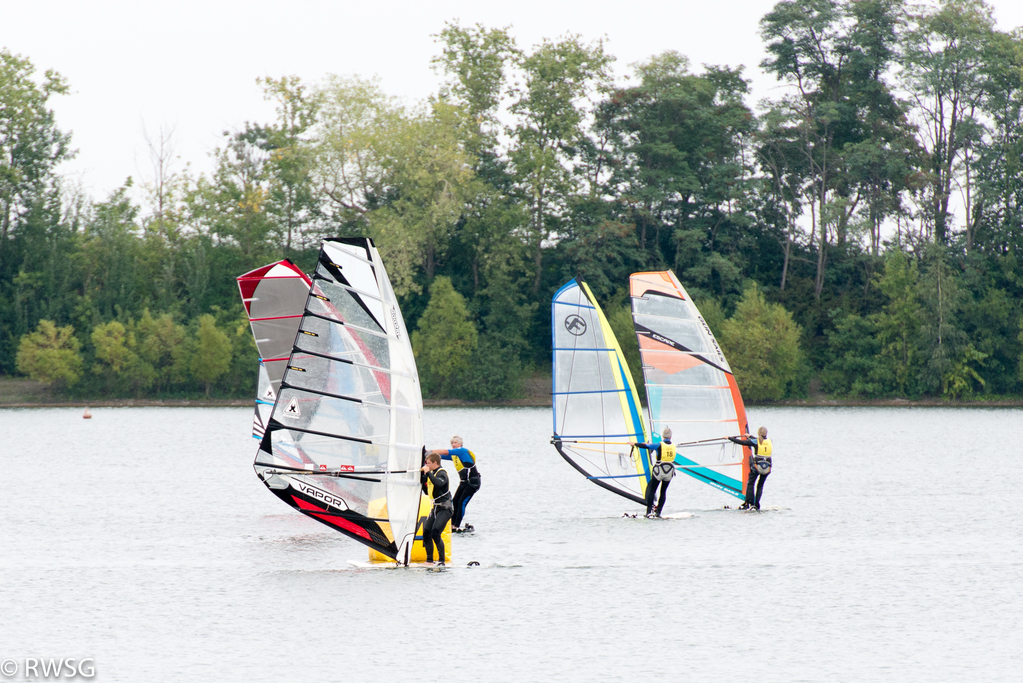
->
1, 406, 1020, 682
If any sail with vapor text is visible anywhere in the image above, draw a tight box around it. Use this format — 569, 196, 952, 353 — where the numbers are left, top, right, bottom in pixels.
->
629, 271, 750, 499
251, 238, 425, 561
237, 260, 311, 441
551, 277, 650, 505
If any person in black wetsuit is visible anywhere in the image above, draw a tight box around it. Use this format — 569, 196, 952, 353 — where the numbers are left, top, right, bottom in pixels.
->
631, 427, 677, 518
420, 453, 452, 565
427, 435, 481, 531
729, 426, 773, 510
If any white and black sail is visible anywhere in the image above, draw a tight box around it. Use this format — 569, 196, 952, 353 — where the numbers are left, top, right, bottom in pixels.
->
253, 238, 424, 560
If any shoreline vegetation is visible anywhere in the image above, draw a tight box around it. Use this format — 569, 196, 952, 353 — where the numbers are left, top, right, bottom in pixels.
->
3, 376, 1021, 409
5, 399, 1023, 409
5, 3, 1023, 406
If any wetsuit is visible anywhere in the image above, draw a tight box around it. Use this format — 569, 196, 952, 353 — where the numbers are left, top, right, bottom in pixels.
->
421, 467, 452, 563
440, 447, 481, 528
634, 439, 675, 517
729, 435, 772, 509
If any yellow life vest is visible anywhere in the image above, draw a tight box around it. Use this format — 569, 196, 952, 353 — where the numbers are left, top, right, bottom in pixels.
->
451, 450, 477, 472
425, 469, 451, 504
756, 438, 773, 457
658, 442, 676, 463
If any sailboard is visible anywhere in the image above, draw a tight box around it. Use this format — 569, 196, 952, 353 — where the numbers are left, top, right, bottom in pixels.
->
250, 238, 425, 562
237, 260, 311, 440
551, 277, 650, 504
629, 271, 750, 500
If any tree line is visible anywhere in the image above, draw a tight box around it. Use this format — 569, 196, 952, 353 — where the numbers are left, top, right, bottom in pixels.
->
3, 0, 1023, 402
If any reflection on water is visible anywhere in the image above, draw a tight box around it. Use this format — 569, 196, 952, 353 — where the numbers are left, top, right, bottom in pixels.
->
1, 406, 1020, 682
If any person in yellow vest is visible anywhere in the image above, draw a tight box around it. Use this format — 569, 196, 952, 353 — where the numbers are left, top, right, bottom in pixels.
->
426, 436, 481, 532
420, 453, 452, 566
631, 427, 676, 518
729, 426, 772, 510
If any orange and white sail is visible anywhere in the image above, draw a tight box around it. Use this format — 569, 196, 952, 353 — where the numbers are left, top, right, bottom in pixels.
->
629, 271, 750, 499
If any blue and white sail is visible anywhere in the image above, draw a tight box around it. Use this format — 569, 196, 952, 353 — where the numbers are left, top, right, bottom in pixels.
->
551, 278, 650, 505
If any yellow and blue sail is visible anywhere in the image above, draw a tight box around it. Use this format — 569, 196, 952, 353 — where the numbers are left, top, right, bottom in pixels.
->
551, 277, 651, 505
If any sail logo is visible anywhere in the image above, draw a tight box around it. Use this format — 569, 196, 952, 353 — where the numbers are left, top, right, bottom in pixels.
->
283, 397, 301, 419
262, 386, 276, 401
651, 333, 676, 348
390, 306, 401, 339
564, 315, 587, 336
295, 481, 349, 510
695, 314, 726, 362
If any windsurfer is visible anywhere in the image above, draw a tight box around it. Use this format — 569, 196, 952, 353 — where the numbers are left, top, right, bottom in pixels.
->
631, 428, 676, 518
729, 426, 772, 510
421, 453, 453, 565
427, 436, 481, 532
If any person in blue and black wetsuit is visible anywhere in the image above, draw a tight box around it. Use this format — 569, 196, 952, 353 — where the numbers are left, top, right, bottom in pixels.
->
631, 427, 676, 518
729, 426, 773, 510
420, 453, 452, 566
427, 436, 481, 532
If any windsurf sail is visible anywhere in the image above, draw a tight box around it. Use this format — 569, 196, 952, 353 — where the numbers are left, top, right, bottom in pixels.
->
252, 238, 425, 561
237, 260, 312, 440
551, 277, 650, 504
629, 271, 750, 499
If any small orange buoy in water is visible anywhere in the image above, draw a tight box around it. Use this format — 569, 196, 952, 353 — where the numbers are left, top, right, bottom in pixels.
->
83, 408, 92, 419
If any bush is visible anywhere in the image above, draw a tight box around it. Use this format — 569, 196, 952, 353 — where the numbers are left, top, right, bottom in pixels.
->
16, 320, 83, 390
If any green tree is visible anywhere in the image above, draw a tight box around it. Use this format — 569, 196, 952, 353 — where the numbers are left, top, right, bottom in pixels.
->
901, 0, 996, 244
0, 50, 72, 254
508, 35, 613, 292
15, 320, 82, 389
433, 21, 519, 161
311, 78, 476, 294
367, 101, 477, 293
0, 50, 74, 372
719, 284, 804, 400
91, 320, 155, 396
597, 52, 755, 275
1018, 317, 1023, 382
190, 314, 233, 398
870, 249, 924, 395
760, 0, 905, 298
916, 244, 983, 396
134, 310, 189, 392
822, 311, 885, 395
411, 277, 478, 397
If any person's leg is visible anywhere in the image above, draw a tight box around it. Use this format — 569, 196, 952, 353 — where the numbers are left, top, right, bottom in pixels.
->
743, 469, 757, 508
423, 512, 437, 562
451, 483, 468, 527
655, 479, 671, 516
456, 487, 477, 527
433, 508, 452, 563
754, 472, 769, 509
645, 480, 658, 515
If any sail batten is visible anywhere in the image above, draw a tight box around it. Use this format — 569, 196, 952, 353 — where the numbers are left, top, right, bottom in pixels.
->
629, 271, 750, 500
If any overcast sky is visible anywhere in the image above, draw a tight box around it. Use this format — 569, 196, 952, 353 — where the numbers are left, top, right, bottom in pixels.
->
7, 0, 1023, 204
